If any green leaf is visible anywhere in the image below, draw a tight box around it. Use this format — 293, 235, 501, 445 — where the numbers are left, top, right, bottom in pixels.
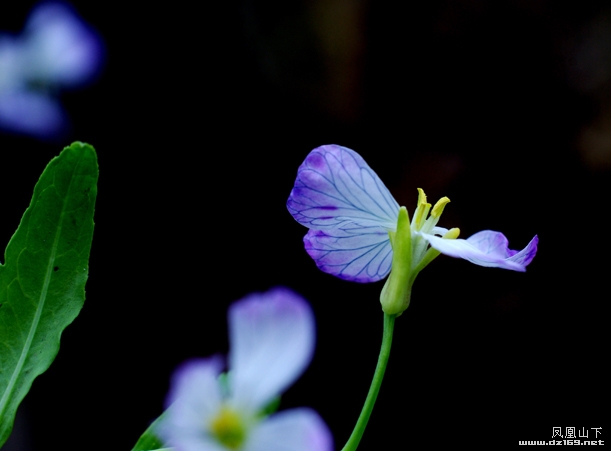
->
0, 142, 98, 447
131, 411, 166, 451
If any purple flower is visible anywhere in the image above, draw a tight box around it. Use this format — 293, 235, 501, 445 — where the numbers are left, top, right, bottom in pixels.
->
287, 145, 538, 284
158, 288, 333, 451
0, 2, 103, 138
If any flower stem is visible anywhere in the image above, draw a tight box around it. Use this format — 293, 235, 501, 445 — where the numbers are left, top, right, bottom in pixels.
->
341, 313, 396, 451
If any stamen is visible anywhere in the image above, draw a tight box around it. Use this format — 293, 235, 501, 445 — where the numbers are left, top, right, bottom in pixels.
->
421, 196, 451, 234
417, 187, 427, 207
431, 197, 450, 218
413, 188, 431, 230
210, 406, 247, 449
443, 227, 460, 239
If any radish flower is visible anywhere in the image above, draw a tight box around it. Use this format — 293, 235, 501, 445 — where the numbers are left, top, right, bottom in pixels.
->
158, 288, 333, 451
0, 2, 103, 138
287, 145, 538, 314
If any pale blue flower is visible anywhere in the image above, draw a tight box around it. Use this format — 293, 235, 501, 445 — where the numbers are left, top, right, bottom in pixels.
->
158, 288, 333, 451
0, 2, 103, 138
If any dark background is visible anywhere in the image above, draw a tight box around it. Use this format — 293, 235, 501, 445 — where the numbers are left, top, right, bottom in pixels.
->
1, 1, 607, 449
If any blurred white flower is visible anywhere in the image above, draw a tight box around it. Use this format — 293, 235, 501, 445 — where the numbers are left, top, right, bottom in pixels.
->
159, 288, 334, 451
0, 2, 103, 138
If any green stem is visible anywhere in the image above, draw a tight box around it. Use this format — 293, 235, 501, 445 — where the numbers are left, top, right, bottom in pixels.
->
341, 313, 396, 451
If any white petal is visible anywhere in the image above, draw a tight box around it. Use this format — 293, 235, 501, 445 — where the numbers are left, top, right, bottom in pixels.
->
0, 36, 26, 91
0, 90, 67, 137
245, 408, 333, 451
158, 357, 224, 449
422, 232, 526, 271
229, 288, 315, 412
160, 436, 225, 451
24, 2, 103, 86
431, 226, 448, 236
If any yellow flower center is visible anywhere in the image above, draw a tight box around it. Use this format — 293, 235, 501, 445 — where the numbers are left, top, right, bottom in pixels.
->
210, 406, 247, 449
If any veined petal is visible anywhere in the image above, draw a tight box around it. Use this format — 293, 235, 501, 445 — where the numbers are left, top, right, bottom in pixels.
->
422, 230, 537, 272
287, 145, 399, 230
507, 235, 539, 267
229, 289, 315, 413
159, 357, 225, 450
246, 408, 333, 451
304, 225, 392, 283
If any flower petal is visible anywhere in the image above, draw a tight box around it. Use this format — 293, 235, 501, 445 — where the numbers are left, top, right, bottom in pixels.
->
24, 2, 104, 86
304, 225, 392, 282
0, 90, 68, 138
431, 226, 449, 236
287, 145, 399, 230
422, 230, 537, 271
0, 36, 26, 91
506, 234, 539, 267
245, 408, 333, 451
229, 288, 315, 413
159, 357, 224, 450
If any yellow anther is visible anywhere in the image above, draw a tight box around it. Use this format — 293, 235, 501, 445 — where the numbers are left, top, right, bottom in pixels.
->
210, 406, 247, 449
431, 197, 450, 218
443, 227, 460, 239
416, 188, 427, 207
414, 188, 431, 229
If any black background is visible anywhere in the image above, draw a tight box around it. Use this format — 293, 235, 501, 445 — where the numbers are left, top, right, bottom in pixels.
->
1, 1, 607, 449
